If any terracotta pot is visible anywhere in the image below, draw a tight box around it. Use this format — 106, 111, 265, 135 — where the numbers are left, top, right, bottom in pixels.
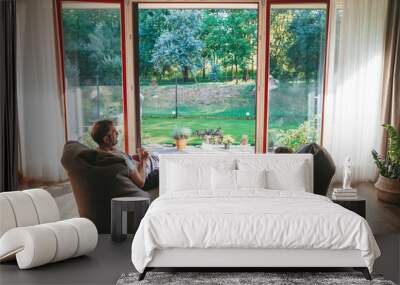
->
175, 138, 187, 150
375, 175, 400, 205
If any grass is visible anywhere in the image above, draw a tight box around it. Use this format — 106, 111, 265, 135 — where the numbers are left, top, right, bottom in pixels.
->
141, 81, 256, 118
139, 80, 321, 146
141, 117, 255, 145
140, 81, 257, 145
73, 80, 319, 146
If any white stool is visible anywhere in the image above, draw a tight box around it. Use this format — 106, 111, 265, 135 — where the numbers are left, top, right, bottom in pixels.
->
0, 189, 98, 269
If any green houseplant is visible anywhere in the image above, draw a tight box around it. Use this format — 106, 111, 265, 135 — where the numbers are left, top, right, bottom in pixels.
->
172, 127, 191, 150
372, 124, 400, 204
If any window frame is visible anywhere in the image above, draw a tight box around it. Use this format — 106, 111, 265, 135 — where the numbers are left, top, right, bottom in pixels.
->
264, 0, 331, 152
127, 0, 266, 152
55, 0, 331, 153
56, 0, 129, 151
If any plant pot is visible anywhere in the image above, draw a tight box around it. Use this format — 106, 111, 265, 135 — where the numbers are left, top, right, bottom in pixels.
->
375, 175, 400, 205
224, 144, 230, 150
175, 138, 187, 150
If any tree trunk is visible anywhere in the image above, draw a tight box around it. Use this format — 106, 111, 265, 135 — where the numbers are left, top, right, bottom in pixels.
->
242, 68, 249, 81
231, 65, 234, 81
225, 67, 228, 81
175, 75, 178, 118
182, 66, 189, 82
202, 59, 206, 79
251, 58, 254, 80
235, 64, 238, 84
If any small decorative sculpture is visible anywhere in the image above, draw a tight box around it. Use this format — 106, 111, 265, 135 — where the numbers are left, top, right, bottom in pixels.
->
343, 156, 352, 189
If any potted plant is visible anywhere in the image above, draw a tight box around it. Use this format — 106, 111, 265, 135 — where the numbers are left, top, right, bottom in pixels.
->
222, 135, 235, 150
372, 124, 400, 204
172, 127, 191, 150
240, 134, 249, 146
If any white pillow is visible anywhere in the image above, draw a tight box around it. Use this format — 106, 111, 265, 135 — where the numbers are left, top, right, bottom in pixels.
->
212, 168, 237, 191
266, 162, 307, 191
236, 169, 267, 189
167, 163, 212, 192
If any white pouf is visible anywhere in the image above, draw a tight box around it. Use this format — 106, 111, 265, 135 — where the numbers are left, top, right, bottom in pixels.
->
0, 189, 98, 269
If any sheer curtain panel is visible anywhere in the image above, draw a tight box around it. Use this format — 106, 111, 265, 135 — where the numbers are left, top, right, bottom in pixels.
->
324, 0, 388, 182
16, 0, 66, 182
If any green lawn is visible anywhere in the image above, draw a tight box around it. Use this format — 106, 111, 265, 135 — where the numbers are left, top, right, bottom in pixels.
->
139, 80, 319, 146
141, 117, 255, 145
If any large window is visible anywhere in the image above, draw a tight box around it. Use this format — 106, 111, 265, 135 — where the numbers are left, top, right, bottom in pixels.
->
267, 4, 327, 151
58, 1, 329, 153
138, 6, 258, 148
61, 2, 125, 149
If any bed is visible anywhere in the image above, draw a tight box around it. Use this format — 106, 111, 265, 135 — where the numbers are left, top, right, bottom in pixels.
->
131, 154, 380, 280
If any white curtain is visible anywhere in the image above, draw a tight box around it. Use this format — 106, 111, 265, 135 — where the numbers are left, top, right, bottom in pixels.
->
324, 0, 388, 182
16, 0, 67, 181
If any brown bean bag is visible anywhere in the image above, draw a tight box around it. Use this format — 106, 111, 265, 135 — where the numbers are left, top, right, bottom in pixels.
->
296, 143, 336, 196
61, 141, 158, 233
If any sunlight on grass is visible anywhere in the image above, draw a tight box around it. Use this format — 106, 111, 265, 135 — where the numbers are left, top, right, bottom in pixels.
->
141, 117, 255, 145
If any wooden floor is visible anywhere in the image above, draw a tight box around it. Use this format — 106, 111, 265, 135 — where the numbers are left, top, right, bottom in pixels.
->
1, 182, 399, 285
330, 182, 400, 234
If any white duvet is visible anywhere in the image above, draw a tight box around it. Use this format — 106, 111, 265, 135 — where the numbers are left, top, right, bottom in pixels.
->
131, 190, 380, 273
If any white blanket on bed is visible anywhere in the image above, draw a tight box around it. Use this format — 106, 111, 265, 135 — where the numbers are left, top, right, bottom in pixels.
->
131, 190, 380, 273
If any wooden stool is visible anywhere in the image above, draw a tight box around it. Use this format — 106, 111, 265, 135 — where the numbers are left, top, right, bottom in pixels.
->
111, 197, 150, 242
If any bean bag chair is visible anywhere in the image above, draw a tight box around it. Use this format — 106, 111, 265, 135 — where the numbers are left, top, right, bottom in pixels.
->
61, 141, 158, 233
296, 143, 336, 196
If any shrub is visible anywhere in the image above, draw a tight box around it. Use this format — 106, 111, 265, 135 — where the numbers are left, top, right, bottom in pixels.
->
275, 118, 318, 151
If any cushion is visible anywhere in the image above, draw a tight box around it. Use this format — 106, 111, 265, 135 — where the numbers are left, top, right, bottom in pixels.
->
237, 155, 312, 192
167, 163, 212, 192
0, 217, 97, 269
23, 189, 60, 224
212, 168, 237, 191
0, 196, 17, 237
296, 143, 336, 196
265, 162, 307, 191
0, 192, 39, 227
236, 169, 267, 189
0, 189, 60, 238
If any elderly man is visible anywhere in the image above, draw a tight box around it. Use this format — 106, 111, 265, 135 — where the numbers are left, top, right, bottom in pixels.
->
90, 119, 159, 190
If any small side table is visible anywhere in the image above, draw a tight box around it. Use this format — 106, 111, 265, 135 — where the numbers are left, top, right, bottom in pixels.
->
111, 197, 150, 242
332, 198, 366, 218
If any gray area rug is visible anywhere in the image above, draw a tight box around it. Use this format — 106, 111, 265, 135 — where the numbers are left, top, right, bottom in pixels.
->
116, 272, 396, 285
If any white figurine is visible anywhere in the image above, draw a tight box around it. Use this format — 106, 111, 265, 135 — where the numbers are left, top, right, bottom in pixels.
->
343, 156, 352, 189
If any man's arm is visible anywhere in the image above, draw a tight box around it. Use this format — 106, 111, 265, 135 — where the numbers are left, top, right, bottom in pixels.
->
128, 160, 146, 189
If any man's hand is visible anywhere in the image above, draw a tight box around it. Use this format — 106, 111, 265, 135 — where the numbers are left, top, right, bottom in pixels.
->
137, 148, 149, 162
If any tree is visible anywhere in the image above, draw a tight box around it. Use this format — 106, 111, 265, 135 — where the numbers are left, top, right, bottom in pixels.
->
139, 10, 169, 79
287, 10, 326, 82
218, 10, 257, 83
269, 10, 295, 80
151, 10, 203, 81
199, 10, 257, 83
63, 9, 122, 85
86, 18, 122, 82
200, 10, 225, 79
269, 9, 326, 83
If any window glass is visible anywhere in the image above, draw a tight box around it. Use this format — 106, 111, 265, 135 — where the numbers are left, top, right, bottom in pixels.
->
61, 4, 124, 149
267, 5, 327, 151
138, 9, 258, 149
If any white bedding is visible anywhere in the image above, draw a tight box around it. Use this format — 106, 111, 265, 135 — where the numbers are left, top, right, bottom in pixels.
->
131, 190, 380, 273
